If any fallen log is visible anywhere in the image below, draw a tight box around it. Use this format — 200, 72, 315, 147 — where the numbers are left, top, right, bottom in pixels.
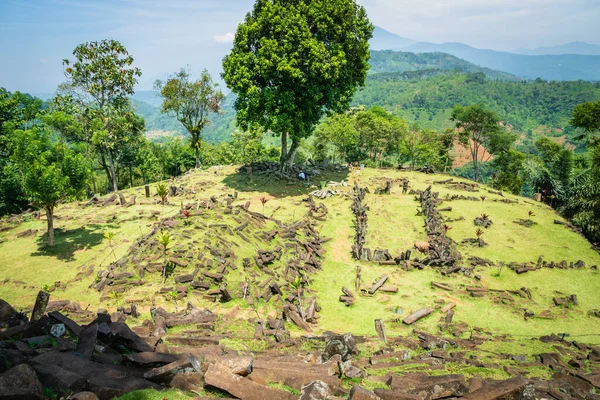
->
431, 282, 452, 291
441, 302, 456, 313
368, 275, 389, 295
403, 308, 433, 325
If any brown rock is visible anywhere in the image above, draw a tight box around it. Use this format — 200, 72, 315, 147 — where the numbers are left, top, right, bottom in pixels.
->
349, 385, 381, 400
32, 363, 87, 394
0, 364, 44, 400
70, 392, 100, 400
386, 373, 468, 399
462, 377, 530, 400
205, 364, 296, 400
168, 372, 204, 392
299, 380, 329, 400
124, 352, 178, 367
143, 354, 202, 384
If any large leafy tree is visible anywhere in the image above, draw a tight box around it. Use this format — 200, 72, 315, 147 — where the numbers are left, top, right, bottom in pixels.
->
222, 0, 373, 171
451, 104, 514, 182
10, 128, 87, 247
155, 68, 224, 169
62, 39, 142, 192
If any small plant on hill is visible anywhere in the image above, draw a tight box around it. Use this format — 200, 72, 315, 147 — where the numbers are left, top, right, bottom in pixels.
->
527, 211, 535, 220
41, 283, 51, 292
480, 196, 486, 202
157, 231, 172, 283
474, 213, 493, 228
443, 224, 452, 233
260, 197, 269, 215
168, 290, 179, 312
181, 209, 192, 226
475, 228, 486, 247
103, 231, 117, 262
109, 290, 122, 307
291, 274, 306, 320
156, 182, 168, 205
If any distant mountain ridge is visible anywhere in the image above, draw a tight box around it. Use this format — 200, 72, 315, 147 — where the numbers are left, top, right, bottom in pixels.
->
513, 42, 600, 56
371, 27, 600, 81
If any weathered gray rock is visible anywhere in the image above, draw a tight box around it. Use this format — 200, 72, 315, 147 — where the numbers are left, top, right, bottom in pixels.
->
143, 354, 202, 384
322, 333, 358, 362
299, 380, 329, 400
349, 386, 381, 400
32, 363, 87, 394
0, 364, 44, 400
124, 352, 178, 367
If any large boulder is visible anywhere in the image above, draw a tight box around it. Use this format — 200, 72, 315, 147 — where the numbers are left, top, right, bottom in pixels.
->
0, 299, 26, 328
322, 333, 359, 362
0, 364, 44, 400
205, 364, 296, 400
299, 380, 330, 400
32, 363, 87, 395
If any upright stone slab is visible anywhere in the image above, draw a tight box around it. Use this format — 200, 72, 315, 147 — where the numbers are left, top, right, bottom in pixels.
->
30, 291, 50, 322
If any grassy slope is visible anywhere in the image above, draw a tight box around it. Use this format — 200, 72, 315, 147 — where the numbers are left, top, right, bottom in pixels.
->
1, 167, 599, 345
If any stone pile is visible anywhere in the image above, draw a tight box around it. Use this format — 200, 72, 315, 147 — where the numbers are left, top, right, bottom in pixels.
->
350, 183, 369, 261
417, 186, 462, 267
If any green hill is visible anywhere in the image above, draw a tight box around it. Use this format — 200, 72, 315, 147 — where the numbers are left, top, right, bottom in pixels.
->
1, 167, 599, 341
369, 51, 519, 81
354, 71, 600, 148
132, 50, 600, 148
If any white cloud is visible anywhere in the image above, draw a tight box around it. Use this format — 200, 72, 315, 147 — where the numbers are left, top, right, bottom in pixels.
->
214, 32, 235, 44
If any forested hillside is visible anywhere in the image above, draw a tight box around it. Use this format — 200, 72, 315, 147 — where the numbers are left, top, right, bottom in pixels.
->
369, 51, 519, 81
354, 71, 600, 149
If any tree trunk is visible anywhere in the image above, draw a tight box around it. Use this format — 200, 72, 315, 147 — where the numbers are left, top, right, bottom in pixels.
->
472, 143, 480, 183
129, 165, 133, 188
280, 132, 288, 167
99, 153, 112, 192
46, 206, 55, 247
108, 149, 118, 192
195, 147, 201, 169
280, 138, 300, 172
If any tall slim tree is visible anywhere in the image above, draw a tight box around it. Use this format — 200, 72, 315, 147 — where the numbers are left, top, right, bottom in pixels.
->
451, 104, 513, 182
223, 0, 373, 172
62, 39, 141, 192
155, 68, 224, 169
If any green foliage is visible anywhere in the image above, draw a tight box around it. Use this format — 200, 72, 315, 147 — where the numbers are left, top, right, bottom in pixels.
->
491, 149, 526, 195
10, 127, 88, 246
313, 106, 407, 164
353, 71, 600, 146
223, 0, 373, 168
369, 51, 519, 81
398, 126, 445, 169
155, 68, 224, 168
571, 100, 600, 134
451, 104, 513, 182
62, 39, 143, 192
156, 183, 168, 204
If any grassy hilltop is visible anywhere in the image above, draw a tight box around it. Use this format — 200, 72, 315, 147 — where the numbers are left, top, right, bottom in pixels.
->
1, 166, 598, 345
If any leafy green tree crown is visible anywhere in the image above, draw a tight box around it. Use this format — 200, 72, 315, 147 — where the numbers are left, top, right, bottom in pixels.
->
222, 0, 374, 141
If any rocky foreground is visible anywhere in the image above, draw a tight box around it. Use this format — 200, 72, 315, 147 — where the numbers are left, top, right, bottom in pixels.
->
2, 294, 600, 400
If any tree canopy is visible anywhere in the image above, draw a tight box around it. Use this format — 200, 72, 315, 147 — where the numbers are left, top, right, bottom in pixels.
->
155, 68, 224, 169
222, 0, 374, 170
62, 39, 142, 192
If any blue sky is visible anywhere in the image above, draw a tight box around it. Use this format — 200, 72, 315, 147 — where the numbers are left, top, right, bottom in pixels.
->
1, 0, 599, 93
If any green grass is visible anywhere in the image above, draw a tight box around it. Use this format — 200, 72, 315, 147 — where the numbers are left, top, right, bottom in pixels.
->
1, 166, 599, 348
